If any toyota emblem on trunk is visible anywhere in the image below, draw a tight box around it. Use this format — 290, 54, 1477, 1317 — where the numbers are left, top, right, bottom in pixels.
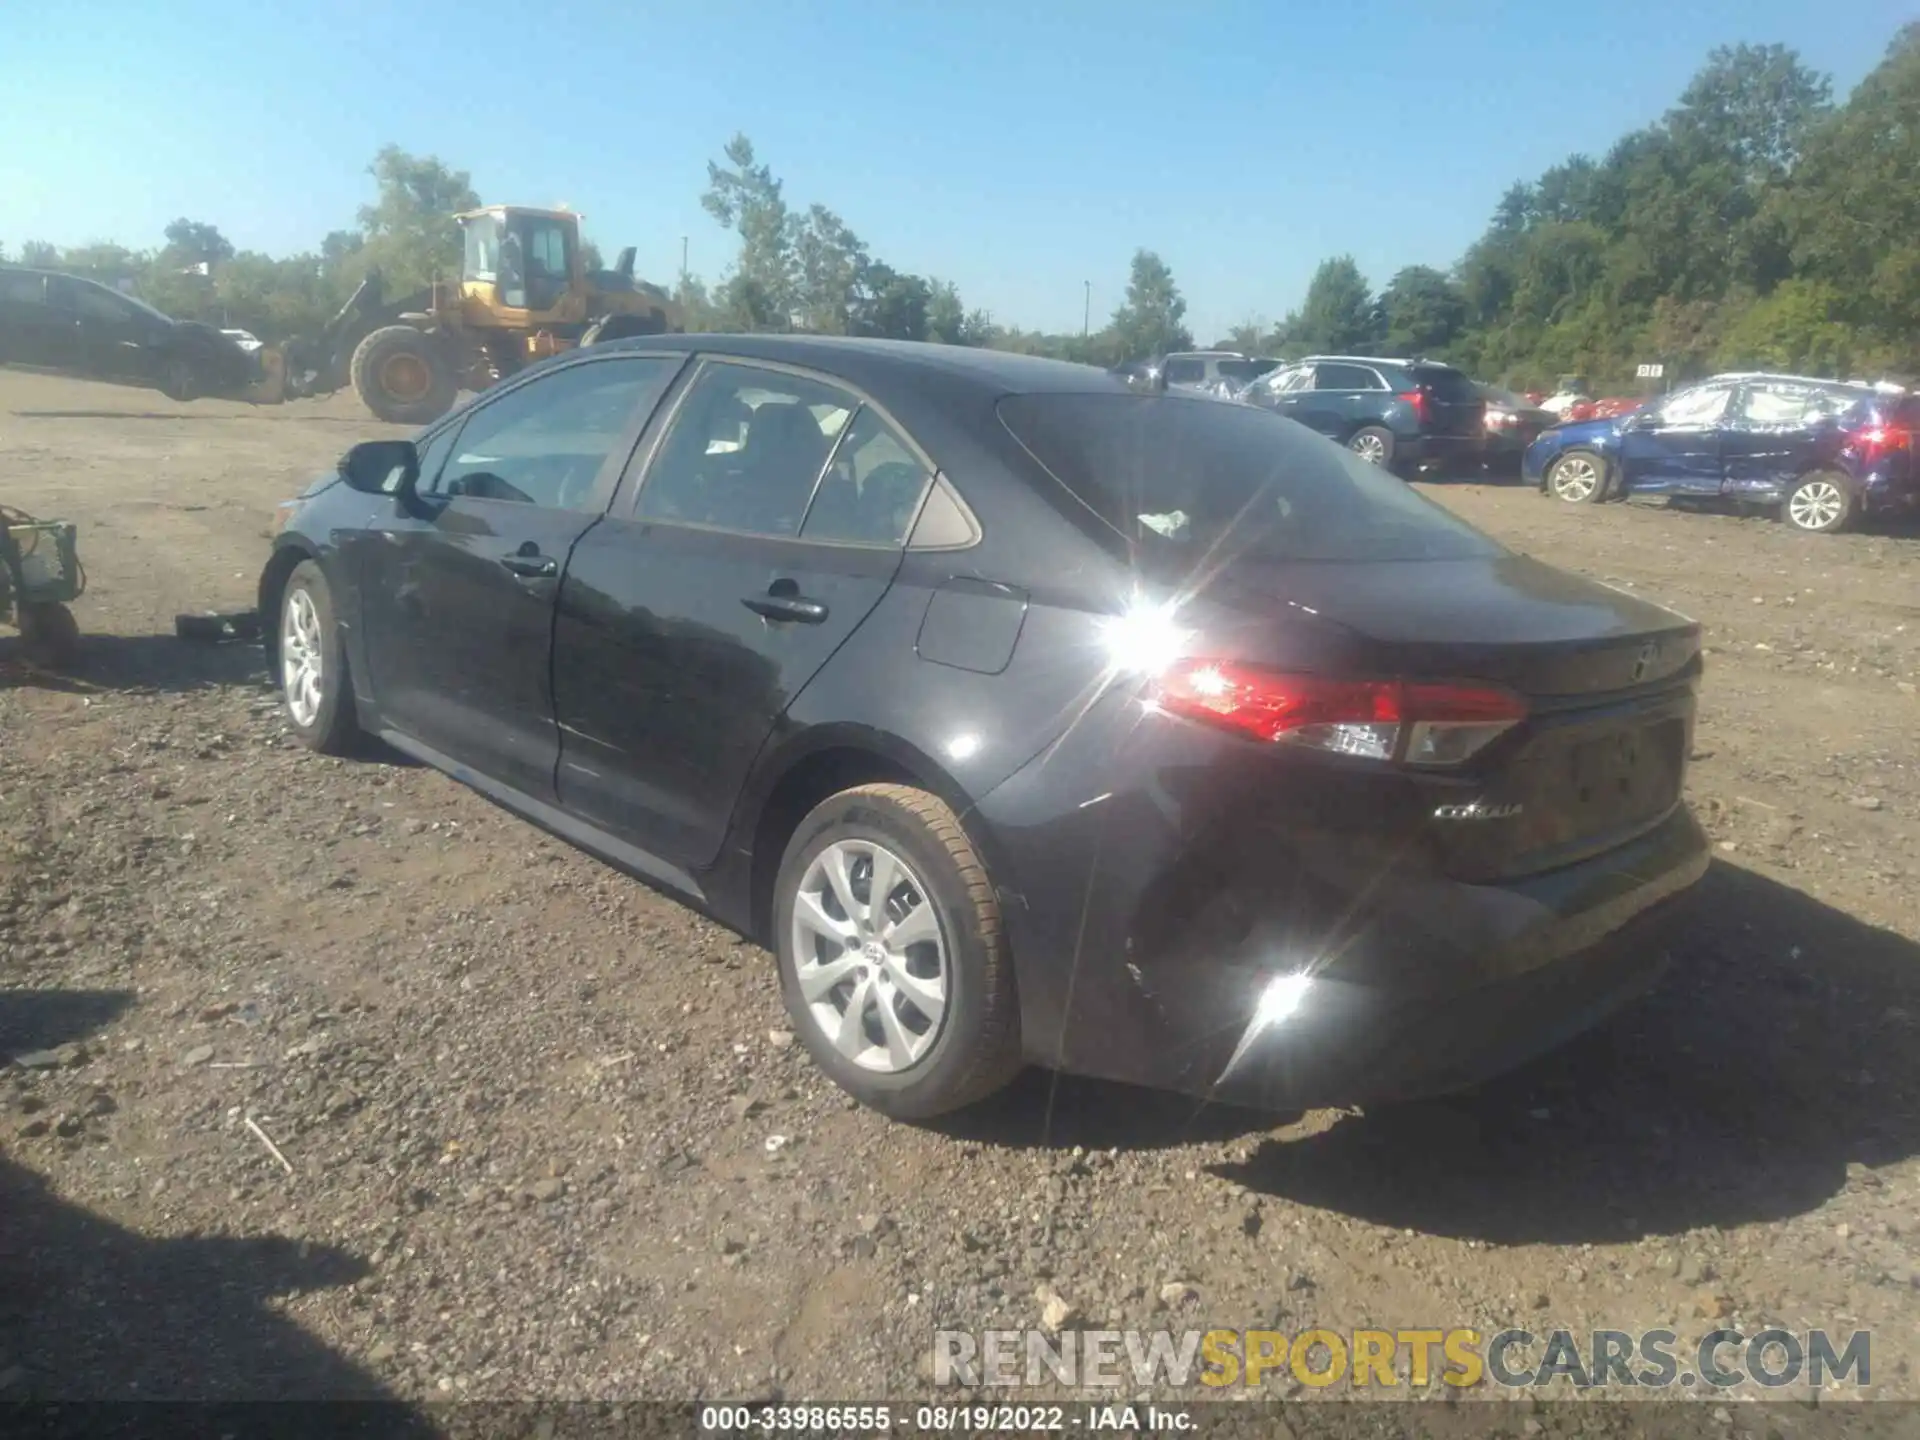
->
1631, 640, 1659, 683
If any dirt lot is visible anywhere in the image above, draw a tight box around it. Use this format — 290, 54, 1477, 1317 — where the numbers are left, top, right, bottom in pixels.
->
3, 368, 1918, 1419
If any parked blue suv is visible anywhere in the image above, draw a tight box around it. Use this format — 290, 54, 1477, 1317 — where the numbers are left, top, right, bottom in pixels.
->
1525, 372, 1919, 534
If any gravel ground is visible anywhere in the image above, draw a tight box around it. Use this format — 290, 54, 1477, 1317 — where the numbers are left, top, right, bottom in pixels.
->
2, 369, 1918, 1426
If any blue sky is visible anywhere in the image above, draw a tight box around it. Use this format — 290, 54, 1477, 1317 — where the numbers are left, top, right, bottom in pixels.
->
0, 0, 1907, 341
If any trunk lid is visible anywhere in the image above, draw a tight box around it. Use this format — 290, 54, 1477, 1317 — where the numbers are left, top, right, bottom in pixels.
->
1410, 363, 1486, 441
1205, 555, 1700, 881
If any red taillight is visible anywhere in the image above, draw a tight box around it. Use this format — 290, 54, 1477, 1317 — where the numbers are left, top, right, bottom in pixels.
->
1400, 390, 1427, 424
1150, 660, 1526, 766
1849, 424, 1909, 458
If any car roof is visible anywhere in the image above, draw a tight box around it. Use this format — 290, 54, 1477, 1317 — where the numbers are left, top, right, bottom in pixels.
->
594, 333, 1135, 399
1704, 371, 1881, 392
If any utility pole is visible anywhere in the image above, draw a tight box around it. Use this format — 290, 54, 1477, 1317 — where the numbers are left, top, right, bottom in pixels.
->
681, 235, 689, 278
1083, 280, 1090, 337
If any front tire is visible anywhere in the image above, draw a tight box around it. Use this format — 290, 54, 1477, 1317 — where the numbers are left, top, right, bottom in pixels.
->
161, 356, 200, 403
277, 560, 359, 754
350, 325, 458, 425
1783, 470, 1855, 534
773, 784, 1021, 1119
1346, 425, 1395, 468
1546, 449, 1608, 504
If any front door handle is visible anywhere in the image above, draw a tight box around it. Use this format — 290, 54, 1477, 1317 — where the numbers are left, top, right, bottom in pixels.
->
499, 552, 558, 579
743, 581, 828, 624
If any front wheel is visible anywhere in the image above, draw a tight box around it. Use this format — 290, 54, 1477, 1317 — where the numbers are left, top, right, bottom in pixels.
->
350, 325, 458, 425
1783, 471, 1855, 534
277, 559, 360, 754
1546, 450, 1608, 504
773, 784, 1021, 1119
1346, 426, 1395, 468
161, 356, 200, 403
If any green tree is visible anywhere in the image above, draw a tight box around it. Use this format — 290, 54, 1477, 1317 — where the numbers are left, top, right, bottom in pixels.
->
1294, 256, 1376, 352
355, 145, 480, 294
790, 204, 869, 334
1109, 249, 1191, 360
1377, 266, 1466, 356
18, 241, 58, 268
702, 134, 796, 326
161, 218, 234, 268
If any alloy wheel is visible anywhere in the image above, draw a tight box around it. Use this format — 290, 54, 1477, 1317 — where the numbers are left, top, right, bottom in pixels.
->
1787, 478, 1845, 531
789, 838, 949, 1073
281, 587, 324, 727
1349, 432, 1388, 466
1550, 454, 1601, 502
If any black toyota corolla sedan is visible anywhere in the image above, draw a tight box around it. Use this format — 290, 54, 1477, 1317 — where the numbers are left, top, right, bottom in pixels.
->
261, 334, 1709, 1119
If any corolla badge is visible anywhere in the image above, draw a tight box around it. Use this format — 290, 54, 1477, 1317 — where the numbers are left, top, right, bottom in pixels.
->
1433, 800, 1524, 821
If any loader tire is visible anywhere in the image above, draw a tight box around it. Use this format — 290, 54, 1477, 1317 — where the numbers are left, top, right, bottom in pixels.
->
350, 325, 458, 425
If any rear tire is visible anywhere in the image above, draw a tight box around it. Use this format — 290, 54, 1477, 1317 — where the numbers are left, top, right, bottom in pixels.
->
350, 325, 458, 425
1546, 450, 1608, 504
276, 560, 360, 755
1346, 426, 1395, 468
1782, 470, 1855, 534
773, 784, 1022, 1120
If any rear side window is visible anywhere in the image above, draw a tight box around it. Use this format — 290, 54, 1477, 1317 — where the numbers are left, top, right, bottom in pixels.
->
0, 272, 45, 306
1313, 363, 1383, 391
1409, 365, 1480, 402
1162, 357, 1206, 386
997, 392, 1501, 564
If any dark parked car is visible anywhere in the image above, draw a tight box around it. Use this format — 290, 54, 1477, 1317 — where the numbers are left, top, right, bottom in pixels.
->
1478, 384, 1558, 472
1525, 372, 1919, 533
262, 335, 1708, 1118
1238, 355, 1486, 474
0, 265, 255, 401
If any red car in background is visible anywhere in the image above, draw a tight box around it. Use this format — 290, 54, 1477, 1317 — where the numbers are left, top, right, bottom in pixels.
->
1567, 396, 1646, 422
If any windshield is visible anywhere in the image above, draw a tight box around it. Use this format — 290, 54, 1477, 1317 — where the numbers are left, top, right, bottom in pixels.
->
1481, 386, 1528, 409
998, 392, 1503, 565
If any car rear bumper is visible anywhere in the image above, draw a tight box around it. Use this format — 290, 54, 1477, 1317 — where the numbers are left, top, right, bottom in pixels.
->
976, 708, 1710, 1111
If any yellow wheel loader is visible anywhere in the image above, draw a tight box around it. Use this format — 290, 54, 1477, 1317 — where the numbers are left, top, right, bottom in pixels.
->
248, 206, 682, 424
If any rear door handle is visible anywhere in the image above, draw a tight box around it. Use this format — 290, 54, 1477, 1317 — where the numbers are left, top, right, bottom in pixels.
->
499, 553, 558, 579
743, 591, 828, 624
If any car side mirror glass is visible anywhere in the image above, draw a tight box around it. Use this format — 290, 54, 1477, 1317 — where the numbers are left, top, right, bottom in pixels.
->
339, 439, 419, 496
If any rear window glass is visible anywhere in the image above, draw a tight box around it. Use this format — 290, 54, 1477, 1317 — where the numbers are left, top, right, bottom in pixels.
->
997, 392, 1502, 564
1411, 365, 1480, 401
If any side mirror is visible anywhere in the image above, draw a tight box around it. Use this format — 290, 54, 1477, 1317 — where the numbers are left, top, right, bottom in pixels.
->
339, 439, 419, 497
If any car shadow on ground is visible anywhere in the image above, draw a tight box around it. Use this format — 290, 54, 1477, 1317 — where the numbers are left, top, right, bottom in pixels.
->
0, 633, 422, 767
0, 989, 434, 1423
934, 1067, 1284, 1153
1210, 860, 1920, 1243
0, 632, 266, 695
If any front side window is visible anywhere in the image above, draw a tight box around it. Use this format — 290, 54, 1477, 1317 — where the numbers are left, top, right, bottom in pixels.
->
1652, 385, 1733, 428
74, 286, 136, 325
637, 363, 856, 537
426, 357, 672, 509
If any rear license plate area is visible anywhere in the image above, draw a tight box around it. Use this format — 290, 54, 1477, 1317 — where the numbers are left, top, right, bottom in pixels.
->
1563, 721, 1683, 823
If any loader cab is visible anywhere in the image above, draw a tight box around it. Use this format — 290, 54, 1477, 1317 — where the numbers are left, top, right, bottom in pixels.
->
458, 207, 577, 316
